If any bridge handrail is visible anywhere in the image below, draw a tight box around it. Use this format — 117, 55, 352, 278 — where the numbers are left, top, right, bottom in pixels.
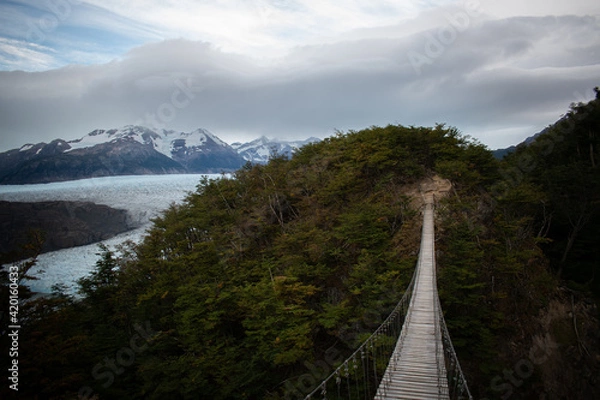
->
304, 200, 473, 399
437, 295, 473, 400
304, 265, 418, 399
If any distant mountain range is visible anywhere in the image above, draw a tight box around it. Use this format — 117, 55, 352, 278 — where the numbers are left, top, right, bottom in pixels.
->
492, 128, 550, 159
232, 136, 320, 164
0, 126, 320, 184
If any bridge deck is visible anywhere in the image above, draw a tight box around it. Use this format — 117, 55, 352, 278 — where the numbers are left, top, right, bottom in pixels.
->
375, 199, 449, 399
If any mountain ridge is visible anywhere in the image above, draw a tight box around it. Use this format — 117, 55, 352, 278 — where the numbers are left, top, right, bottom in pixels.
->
492, 127, 551, 159
0, 126, 320, 184
231, 135, 321, 164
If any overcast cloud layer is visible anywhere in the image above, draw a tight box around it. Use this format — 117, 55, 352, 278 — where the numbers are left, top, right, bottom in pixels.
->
0, 0, 599, 151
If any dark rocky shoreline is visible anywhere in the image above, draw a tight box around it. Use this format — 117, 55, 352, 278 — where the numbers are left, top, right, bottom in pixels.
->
0, 200, 132, 263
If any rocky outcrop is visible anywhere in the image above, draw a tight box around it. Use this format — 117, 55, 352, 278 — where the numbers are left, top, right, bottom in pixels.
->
0, 200, 131, 262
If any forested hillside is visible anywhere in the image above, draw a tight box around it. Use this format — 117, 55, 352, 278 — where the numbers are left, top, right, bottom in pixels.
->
1, 91, 599, 399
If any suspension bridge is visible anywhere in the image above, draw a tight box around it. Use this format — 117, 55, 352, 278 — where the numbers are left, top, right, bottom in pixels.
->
302, 193, 472, 400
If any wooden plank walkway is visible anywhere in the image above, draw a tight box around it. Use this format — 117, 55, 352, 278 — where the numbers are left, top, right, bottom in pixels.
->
375, 197, 449, 399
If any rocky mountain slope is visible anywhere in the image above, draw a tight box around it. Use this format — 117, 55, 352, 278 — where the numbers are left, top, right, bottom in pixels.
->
0, 126, 244, 184
0, 127, 320, 184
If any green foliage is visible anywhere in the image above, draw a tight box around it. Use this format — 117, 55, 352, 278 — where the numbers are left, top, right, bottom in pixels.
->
437, 188, 553, 396
501, 88, 600, 294
434, 88, 600, 397
78, 244, 118, 297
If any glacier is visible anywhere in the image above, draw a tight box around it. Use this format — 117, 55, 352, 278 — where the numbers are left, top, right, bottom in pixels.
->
0, 174, 222, 295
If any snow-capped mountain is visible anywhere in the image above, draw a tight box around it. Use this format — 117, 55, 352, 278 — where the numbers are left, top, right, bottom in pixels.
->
67, 126, 230, 158
0, 126, 244, 184
231, 136, 321, 164
67, 126, 244, 172
0, 126, 321, 184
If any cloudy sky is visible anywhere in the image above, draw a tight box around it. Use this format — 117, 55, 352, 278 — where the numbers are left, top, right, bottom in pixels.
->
0, 0, 599, 151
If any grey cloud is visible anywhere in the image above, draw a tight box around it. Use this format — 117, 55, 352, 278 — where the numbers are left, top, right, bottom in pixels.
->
0, 15, 599, 151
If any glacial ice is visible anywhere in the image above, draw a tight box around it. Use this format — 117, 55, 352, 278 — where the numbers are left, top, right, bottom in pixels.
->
0, 174, 222, 295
